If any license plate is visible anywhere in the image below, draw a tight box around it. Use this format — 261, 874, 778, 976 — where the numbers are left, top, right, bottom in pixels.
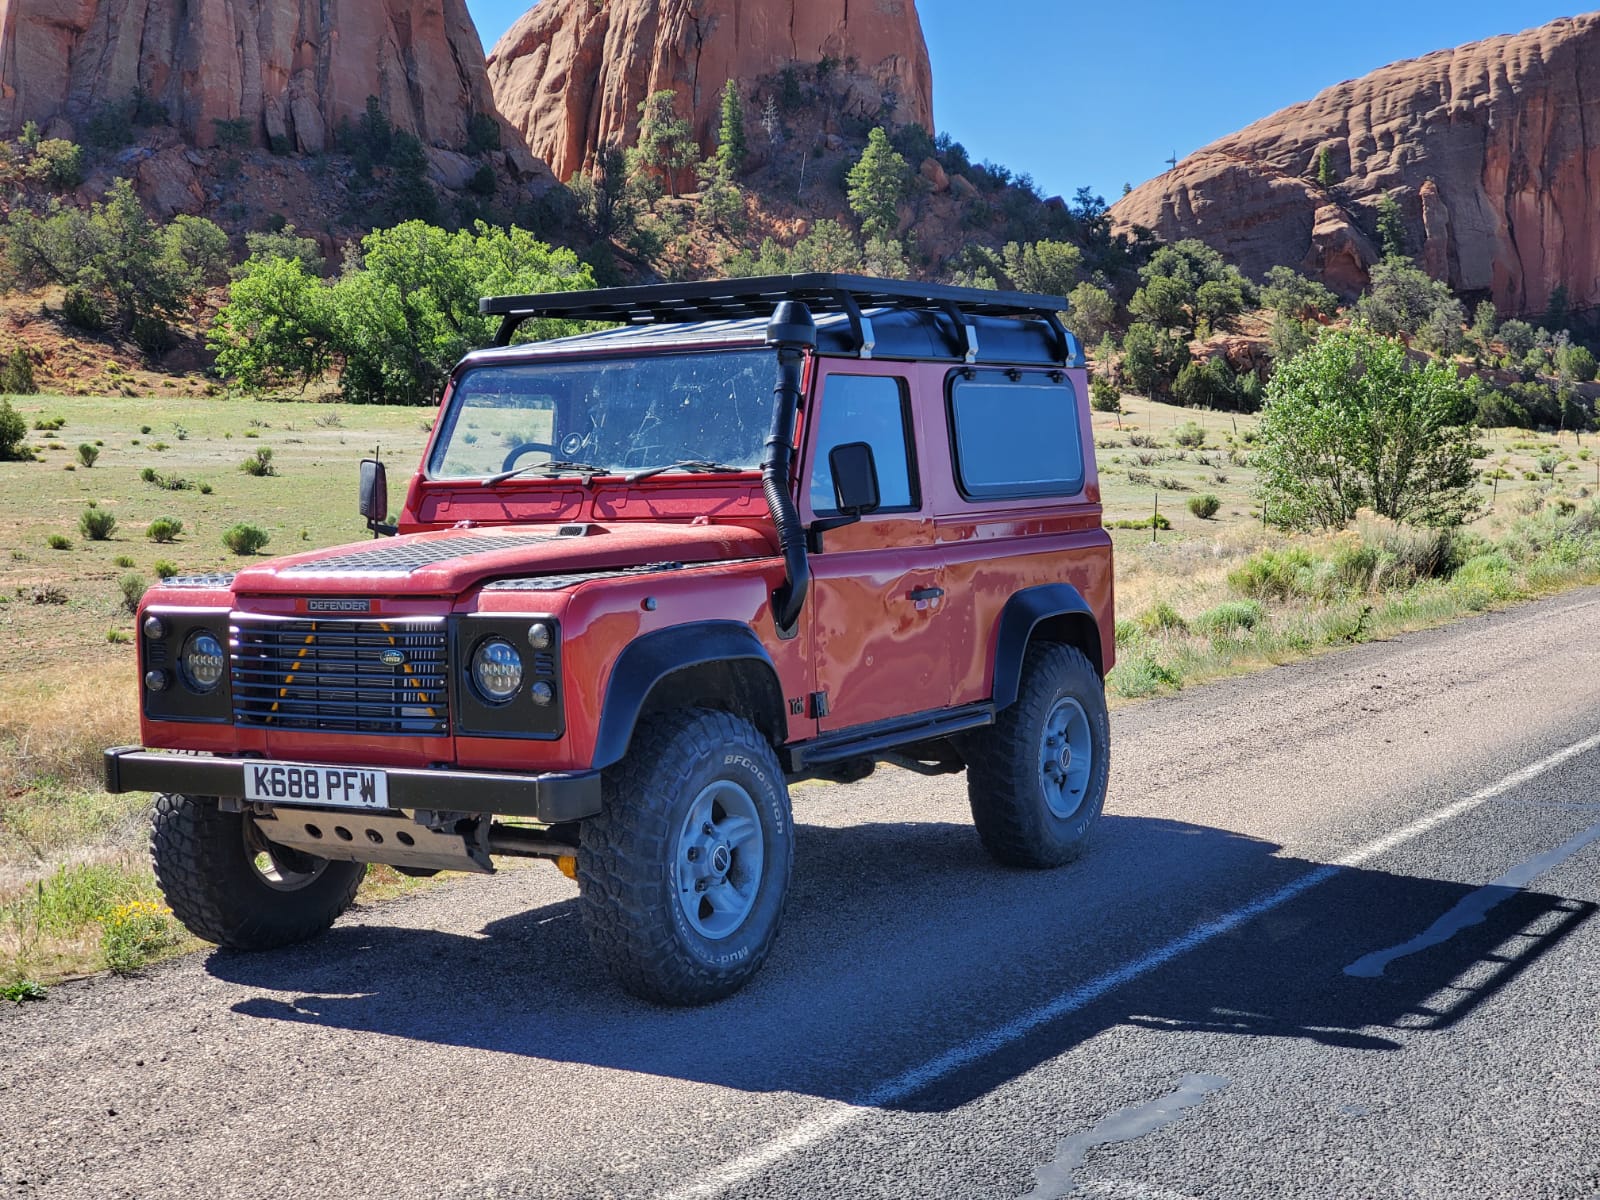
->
242, 762, 390, 810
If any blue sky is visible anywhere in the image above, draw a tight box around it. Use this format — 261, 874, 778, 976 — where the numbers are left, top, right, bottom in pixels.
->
465, 1, 1586, 202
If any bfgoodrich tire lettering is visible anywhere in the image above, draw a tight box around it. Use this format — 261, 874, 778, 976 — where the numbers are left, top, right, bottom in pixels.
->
963, 643, 1110, 868
577, 708, 795, 1005
150, 793, 365, 950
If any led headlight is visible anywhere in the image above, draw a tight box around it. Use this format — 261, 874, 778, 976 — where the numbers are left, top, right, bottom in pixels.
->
471, 638, 524, 703
180, 630, 226, 694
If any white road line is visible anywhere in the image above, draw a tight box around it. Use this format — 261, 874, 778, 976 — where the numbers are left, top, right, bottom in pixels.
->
667, 727, 1600, 1200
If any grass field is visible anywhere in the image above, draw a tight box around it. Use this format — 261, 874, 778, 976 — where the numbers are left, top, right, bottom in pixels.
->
4, 386, 1600, 994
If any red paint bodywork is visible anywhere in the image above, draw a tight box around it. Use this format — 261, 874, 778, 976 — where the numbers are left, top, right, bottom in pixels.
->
136, 348, 1114, 781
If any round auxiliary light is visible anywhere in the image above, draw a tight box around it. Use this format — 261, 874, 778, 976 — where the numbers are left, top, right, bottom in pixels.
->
472, 638, 524, 703
530, 682, 555, 707
144, 669, 170, 693
180, 630, 226, 694
527, 622, 554, 650
143, 615, 168, 640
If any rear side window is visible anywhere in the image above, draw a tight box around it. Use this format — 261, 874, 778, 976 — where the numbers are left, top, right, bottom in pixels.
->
948, 372, 1084, 499
808, 375, 917, 513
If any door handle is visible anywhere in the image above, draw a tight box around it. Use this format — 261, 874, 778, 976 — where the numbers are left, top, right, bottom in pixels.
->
909, 586, 945, 602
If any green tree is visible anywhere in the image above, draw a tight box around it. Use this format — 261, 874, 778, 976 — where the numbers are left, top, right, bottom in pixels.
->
1470, 300, 1499, 348
1000, 240, 1081, 296
243, 225, 325, 273
1129, 239, 1253, 333
1065, 282, 1115, 345
1128, 274, 1191, 330
163, 215, 231, 291
209, 254, 338, 391
1260, 266, 1335, 321
726, 220, 864, 275
636, 90, 699, 198
1255, 329, 1481, 529
1119, 321, 1189, 396
715, 80, 747, 177
846, 127, 911, 240
1316, 146, 1335, 187
0, 397, 28, 460
4, 178, 202, 342
1375, 193, 1407, 259
1557, 343, 1598, 383
1356, 256, 1460, 341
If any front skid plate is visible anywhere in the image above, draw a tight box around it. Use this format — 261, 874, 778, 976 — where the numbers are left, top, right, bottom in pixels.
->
254, 807, 493, 875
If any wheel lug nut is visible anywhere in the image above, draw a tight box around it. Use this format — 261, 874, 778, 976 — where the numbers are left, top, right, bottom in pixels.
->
702, 823, 716, 836
686, 847, 699, 861
695, 880, 707, 892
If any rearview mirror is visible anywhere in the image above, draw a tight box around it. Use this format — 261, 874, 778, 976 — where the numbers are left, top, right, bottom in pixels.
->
829, 441, 881, 517
359, 460, 397, 537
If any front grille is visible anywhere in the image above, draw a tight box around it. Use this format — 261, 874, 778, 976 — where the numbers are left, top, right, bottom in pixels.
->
231, 617, 450, 736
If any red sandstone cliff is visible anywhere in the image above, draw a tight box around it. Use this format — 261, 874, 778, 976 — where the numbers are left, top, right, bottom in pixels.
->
1109, 14, 1600, 317
0, 0, 511, 155
487, 0, 934, 182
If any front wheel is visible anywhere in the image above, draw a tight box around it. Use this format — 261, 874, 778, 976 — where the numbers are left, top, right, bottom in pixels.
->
150, 794, 366, 950
962, 643, 1110, 868
577, 709, 794, 1005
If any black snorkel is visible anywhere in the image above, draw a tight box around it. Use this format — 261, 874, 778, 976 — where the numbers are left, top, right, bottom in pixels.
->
764, 301, 816, 636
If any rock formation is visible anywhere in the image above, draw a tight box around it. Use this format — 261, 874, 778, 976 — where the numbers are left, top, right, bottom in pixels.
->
487, 0, 934, 182
0, 0, 512, 155
1109, 13, 1600, 317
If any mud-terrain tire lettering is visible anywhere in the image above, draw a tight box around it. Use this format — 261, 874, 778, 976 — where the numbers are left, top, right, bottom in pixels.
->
150, 793, 365, 950
577, 709, 794, 1006
961, 643, 1110, 868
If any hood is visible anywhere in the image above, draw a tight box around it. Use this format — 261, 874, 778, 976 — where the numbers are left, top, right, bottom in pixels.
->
230, 522, 776, 597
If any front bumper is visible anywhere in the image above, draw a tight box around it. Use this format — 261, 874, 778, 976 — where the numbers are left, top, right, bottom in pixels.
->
103, 747, 602, 824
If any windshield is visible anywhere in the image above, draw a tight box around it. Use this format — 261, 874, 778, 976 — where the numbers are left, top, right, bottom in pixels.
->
428, 349, 775, 480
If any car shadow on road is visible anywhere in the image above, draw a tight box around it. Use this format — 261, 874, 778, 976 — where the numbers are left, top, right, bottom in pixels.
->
212, 814, 1594, 1112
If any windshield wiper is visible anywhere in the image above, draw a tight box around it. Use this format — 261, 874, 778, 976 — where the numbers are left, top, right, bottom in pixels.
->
482, 460, 609, 487
624, 459, 742, 483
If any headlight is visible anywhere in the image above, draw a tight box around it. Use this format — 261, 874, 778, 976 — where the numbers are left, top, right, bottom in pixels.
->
180, 630, 226, 693
471, 638, 523, 703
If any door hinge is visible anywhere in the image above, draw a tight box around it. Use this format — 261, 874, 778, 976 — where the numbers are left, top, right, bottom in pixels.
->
809, 691, 831, 719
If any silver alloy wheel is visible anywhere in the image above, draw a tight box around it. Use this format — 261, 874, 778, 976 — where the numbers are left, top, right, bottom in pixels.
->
244, 817, 330, 893
674, 779, 765, 940
1038, 695, 1094, 820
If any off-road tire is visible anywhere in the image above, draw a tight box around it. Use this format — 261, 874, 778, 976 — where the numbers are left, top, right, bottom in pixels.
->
577, 709, 794, 1006
150, 793, 365, 950
963, 643, 1110, 868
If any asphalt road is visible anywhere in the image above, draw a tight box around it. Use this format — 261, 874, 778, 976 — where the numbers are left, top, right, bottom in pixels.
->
7, 589, 1600, 1199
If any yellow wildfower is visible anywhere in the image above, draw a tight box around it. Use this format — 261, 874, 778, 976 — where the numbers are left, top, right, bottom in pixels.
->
105, 900, 172, 927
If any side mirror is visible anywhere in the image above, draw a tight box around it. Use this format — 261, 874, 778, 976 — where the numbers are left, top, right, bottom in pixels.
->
829, 441, 881, 517
359, 460, 397, 537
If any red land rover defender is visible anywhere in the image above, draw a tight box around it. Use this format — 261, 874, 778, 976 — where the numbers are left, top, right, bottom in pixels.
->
105, 275, 1114, 1004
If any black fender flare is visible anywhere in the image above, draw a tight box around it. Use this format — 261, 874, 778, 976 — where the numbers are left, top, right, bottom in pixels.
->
592, 621, 786, 770
991, 584, 1104, 709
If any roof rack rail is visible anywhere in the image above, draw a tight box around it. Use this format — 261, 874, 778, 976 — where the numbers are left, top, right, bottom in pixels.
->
479, 273, 1075, 364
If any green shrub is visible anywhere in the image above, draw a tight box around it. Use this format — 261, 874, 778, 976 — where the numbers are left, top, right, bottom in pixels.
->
101, 899, 181, 973
1107, 513, 1172, 531
1136, 602, 1187, 635
1090, 375, 1122, 413
113, 555, 135, 568
106, 628, 131, 644
198, 482, 214, 495
118, 572, 147, 613
46, 533, 72, 550
0, 397, 29, 461
151, 559, 178, 579
79, 506, 117, 540
1113, 619, 1143, 647
1227, 546, 1320, 600
1374, 525, 1458, 587
1187, 493, 1221, 520
139, 467, 158, 482
145, 516, 183, 543
140, 425, 152, 434
1329, 540, 1380, 593
61, 286, 107, 331
1193, 600, 1264, 636
222, 523, 271, 555
1, 347, 37, 394
1174, 421, 1207, 449
1110, 655, 1183, 698
76, 442, 99, 467
240, 447, 276, 476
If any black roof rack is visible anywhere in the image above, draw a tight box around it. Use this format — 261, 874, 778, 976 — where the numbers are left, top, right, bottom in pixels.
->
479, 273, 1076, 365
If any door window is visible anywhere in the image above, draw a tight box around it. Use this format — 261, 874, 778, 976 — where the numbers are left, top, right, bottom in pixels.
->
808, 375, 917, 514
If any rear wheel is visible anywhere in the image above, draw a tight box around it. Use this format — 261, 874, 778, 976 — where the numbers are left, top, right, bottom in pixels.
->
150, 793, 365, 950
577, 709, 794, 1005
963, 643, 1110, 868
